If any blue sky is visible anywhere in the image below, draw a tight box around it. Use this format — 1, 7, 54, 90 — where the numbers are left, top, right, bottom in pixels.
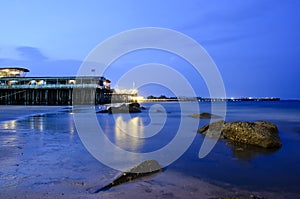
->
0, 0, 300, 99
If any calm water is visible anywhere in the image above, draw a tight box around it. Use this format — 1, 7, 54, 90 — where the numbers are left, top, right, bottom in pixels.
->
1, 101, 300, 194
96, 101, 300, 193
174, 101, 300, 192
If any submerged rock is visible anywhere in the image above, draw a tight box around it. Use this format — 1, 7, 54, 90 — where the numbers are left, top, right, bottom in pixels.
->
156, 109, 164, 113
88, 160, 163, 193
198, 120, 282, 148
188, 112, 222, 119
227, 142, 279, 160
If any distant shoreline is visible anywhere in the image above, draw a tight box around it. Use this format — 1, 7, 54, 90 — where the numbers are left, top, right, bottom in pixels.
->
2, 98, 300, 107
137, 97, 281, 103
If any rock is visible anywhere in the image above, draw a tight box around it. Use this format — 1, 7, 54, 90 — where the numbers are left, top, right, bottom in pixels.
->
128, 102, 140, 108
140, 106, 146, 110
88, 160, 162, 193
108, 106, 141, 114
96, 109, 108, 113
108, 104, 142, 114
188, 112, 222, 119
97, 103, 144, 114
130, 102, 146, 110
198, 120, 282, 148
222, 121, 281, 148
197, 120, 225, 138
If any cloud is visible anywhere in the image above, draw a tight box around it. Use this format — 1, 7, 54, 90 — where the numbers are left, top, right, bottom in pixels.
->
0, 46, 82, 76
16, 46, 48, 61
0, 46, 117, 77
0, 57, 81, 76
174, 1, 274, 47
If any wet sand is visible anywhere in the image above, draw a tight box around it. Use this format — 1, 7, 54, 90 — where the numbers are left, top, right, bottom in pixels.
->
0, 172, 291, 199
0, 106, 296, 199
0, 168, 287, 199
0, 105, 68, 122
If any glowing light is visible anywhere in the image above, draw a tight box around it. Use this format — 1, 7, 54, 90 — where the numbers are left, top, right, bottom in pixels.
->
68, 80, 76, 84
130, 96, 144, 102
113, 88, 138, 95
37, 80, 46, 85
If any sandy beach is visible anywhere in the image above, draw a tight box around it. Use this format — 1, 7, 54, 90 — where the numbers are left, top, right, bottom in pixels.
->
1, 172, 290, 199
0, 105, 299, 199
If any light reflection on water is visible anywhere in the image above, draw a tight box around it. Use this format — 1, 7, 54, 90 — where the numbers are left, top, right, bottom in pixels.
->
0, 112, 76, 139
1, 120, 17, 132
29, 116, 44, 131
114, 116, 144, 151
0, 109, 99, 191
0, 101, 300, 193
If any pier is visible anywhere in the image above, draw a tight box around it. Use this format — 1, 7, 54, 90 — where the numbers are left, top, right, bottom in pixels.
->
0, 67, 140, 105
0, 76, 112, 105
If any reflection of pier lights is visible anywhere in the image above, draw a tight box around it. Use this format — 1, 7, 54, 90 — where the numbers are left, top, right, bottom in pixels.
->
114, 116, 144, 151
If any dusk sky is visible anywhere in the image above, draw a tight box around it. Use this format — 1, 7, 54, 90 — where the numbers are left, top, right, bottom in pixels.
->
0, 1, 300, 99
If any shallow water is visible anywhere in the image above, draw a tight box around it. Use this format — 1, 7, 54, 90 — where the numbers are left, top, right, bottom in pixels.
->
199, 101, 300, 192
95, 101, 300, 192
0, 101, 300, 197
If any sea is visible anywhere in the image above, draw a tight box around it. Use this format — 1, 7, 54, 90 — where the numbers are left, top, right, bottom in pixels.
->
0, 101, 300, 197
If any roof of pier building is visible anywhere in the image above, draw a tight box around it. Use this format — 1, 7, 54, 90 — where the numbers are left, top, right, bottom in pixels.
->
0, 67, 30, 78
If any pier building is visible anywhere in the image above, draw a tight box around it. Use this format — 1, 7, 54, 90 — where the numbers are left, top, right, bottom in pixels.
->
0, 67, 113, 105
